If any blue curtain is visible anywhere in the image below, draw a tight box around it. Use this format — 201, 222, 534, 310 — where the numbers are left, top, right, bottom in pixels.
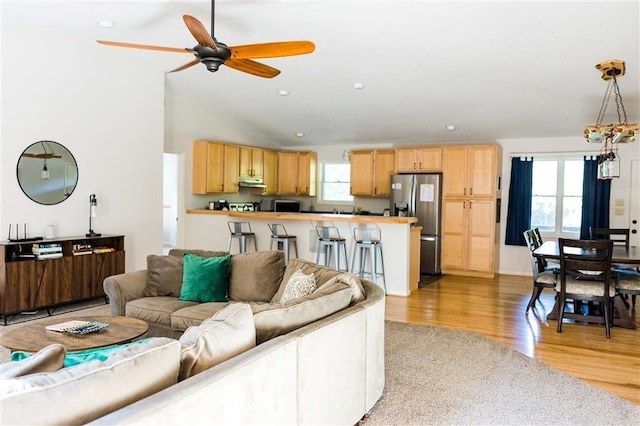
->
580, 156, 611, 239
505, 157, 533, 246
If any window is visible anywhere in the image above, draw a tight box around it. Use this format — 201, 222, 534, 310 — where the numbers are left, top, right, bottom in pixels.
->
321, 163, 353, 202
530, 158, 584, 235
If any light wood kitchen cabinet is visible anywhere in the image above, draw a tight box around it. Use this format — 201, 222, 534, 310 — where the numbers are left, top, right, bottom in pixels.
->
442, 145, 498, 198
192, 141, 239, 194
239, 147, 264, 179
277, 151, 317, 196
350, 150, 395, 197
395, 148, 442, 172
262, 150, 278, 195
441, 199, 495, 275
440, 144, 501, 278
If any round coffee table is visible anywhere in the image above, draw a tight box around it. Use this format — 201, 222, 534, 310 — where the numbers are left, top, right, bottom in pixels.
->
0, 316, 149, 353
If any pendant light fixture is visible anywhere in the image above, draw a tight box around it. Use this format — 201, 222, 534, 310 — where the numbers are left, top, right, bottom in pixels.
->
584, 59, 638, 180
41, 158, 50, 180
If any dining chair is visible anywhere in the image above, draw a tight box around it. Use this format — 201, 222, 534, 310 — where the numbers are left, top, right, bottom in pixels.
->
522, 229, 557, 313
589, 227, 630, 248
531, 227, 559, 266
556, 238, 614, 338
589, 227, 637, 306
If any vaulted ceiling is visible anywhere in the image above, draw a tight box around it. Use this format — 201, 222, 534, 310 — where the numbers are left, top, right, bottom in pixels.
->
4, 0, 639, 148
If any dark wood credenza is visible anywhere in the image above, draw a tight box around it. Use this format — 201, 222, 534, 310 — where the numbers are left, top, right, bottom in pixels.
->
0, 235, 125, 323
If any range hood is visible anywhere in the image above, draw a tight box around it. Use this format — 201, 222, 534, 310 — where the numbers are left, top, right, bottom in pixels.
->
238, 177, 267, 188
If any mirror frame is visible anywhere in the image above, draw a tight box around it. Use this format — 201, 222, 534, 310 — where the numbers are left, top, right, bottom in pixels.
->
16, 141, 79, 205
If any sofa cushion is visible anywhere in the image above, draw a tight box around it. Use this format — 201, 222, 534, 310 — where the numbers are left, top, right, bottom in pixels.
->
1, 344, 66, 379
280, 270, 316, 303
0, 337, 181, 425
127, 296, 198, 327
253, 278, 352, 344
178, 303, 256, 381
171, 302, 232, 331
179, 254, 231, 303
145, 250, 229, 297
229, 251, 285, 302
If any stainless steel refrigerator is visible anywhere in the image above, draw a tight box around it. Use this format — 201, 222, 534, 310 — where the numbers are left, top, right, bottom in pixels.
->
390, 173, 442, 274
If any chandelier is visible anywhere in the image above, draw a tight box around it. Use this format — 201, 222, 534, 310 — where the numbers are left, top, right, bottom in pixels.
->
584, 59, 638, 179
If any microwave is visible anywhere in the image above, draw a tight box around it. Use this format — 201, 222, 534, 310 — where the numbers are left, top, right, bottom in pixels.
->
273, 200, 301, 213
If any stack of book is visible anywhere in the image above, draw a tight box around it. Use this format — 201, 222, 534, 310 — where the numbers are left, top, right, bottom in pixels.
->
72, 243, 93, 256
92, 247, 116, 254
32, 243, 63, 260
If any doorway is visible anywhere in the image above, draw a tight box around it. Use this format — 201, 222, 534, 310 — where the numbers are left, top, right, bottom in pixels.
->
630, 159, 639, 247
163, 153, 185, 254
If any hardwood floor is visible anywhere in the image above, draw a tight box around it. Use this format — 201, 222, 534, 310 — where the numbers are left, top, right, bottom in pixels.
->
385, 274, 640, 405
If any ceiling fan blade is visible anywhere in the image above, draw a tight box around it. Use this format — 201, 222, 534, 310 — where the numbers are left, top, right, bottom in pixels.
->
225, 58, 281, 78
97, 40, 193, 54
230, 41, 315, 59
167, 59, 201, 74
183, 14, 217, 51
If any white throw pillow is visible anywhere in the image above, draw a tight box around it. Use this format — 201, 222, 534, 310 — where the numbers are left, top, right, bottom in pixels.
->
280, 270, 316, 303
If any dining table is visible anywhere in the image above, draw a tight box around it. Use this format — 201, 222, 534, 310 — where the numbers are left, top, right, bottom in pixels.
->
532, 240, 639, 330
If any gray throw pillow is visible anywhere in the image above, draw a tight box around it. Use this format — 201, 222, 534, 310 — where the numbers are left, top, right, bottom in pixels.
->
229, 251, 285, 302
144, 255, 184, 297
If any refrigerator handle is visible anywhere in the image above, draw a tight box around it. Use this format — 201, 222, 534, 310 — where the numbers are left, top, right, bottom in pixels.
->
409, 175, 416, 216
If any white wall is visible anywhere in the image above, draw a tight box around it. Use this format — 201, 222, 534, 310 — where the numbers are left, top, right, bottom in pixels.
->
497, 137, 639, 276
1, 2, 166, 271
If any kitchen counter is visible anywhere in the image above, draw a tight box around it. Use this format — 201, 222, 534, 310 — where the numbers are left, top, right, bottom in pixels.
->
184, 209, 420, 296
186, 209, 417, 225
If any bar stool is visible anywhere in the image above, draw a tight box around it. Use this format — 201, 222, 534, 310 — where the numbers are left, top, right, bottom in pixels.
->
351, 227, 387, 294
227, 221, 257, 253
315, 226, 348, 271
268, 223, 298, 265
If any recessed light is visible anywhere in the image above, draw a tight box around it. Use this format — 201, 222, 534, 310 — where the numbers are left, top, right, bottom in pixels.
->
98, 21, 115, 28
445, 125, 457, 131
295, 132, 305, 138
352, 82, 365, 90
278, 90, 289, 96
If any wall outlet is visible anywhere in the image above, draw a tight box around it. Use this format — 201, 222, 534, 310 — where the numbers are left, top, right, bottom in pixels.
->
615, 208, 624, 216
615, 199, 624, 207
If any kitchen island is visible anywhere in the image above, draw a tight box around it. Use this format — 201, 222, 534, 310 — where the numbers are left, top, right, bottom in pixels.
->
184, 209, 420, 296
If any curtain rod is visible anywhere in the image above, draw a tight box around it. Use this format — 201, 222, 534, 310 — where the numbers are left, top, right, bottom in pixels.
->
509, 150, 602, 158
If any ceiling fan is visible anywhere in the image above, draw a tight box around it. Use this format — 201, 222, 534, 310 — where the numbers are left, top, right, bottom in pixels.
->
97, 0, 315, 78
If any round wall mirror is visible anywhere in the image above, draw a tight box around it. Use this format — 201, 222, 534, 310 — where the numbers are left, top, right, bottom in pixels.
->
16, 141, 78, 205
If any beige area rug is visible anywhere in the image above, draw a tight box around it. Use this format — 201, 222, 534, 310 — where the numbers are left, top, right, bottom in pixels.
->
0, 300, 110, 363
361, 321, 640, 425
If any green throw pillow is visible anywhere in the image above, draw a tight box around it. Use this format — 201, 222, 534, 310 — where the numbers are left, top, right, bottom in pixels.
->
179, 253, 231, 303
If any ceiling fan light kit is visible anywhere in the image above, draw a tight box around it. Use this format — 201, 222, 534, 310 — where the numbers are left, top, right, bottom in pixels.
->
97, 0, 314, 78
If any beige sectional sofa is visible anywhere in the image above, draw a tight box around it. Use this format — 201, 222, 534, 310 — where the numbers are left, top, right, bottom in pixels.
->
1, 249, 385, 425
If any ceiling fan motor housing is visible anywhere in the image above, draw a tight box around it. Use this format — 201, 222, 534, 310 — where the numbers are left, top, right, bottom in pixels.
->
194, 44, 230, 72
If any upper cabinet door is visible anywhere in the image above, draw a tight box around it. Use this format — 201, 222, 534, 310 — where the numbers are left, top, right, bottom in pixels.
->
240, 147, 264, 179
297, 151, 317, 196
442, 146, 468, 197
350, 151, 374, 195
277, 152, 299, 195
222, 145, 239, 194
373, 150, 395, 197
417, 148, 442, 171
262, 150, 278, 195
395, 148, 419, 172
468, 146, 496, 197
